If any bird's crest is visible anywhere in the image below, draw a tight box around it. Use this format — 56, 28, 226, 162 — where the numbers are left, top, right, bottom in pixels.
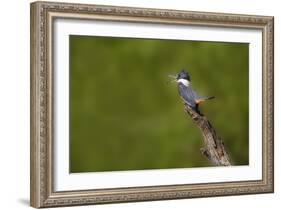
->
177, 69, 191, 81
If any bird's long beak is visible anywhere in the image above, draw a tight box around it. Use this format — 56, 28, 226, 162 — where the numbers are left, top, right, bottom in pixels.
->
166, 74, 177, 84
168, 74, 177, 79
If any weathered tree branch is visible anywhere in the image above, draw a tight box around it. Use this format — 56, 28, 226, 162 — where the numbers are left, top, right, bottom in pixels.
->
183, 103, 231, 166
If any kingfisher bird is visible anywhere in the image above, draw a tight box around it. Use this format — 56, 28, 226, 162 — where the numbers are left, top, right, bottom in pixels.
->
171, 69, 215, 113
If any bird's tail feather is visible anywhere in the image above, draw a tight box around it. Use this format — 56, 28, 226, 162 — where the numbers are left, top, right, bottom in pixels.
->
205, 96, 215, 100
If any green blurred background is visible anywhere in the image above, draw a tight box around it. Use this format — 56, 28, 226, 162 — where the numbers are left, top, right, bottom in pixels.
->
70, 35, 249, 173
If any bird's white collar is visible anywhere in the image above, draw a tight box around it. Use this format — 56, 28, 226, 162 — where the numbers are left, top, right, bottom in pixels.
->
177, 79, 190, 87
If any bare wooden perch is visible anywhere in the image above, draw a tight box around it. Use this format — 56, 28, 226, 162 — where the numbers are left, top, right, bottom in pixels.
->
183, 103, 231, 166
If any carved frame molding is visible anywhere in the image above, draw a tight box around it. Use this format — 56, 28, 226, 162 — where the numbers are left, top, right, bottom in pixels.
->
30, 1, 274, 208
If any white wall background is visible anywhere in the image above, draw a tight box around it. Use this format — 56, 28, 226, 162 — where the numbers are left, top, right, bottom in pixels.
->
0, 0, 278, 209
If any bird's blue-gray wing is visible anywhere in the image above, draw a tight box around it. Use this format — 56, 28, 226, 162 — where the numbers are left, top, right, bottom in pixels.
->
192, 90, 212, 101
192, 90, 201, 100
178, 83, 196, 108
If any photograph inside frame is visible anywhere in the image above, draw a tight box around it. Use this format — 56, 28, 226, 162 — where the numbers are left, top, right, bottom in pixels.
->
69, 35, 249, 173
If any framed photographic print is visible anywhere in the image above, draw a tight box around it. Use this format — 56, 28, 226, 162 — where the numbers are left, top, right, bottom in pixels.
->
30, 1, 274, 208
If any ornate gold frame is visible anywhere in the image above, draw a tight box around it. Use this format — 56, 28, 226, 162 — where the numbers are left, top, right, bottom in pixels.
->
30, 1, 274, 208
